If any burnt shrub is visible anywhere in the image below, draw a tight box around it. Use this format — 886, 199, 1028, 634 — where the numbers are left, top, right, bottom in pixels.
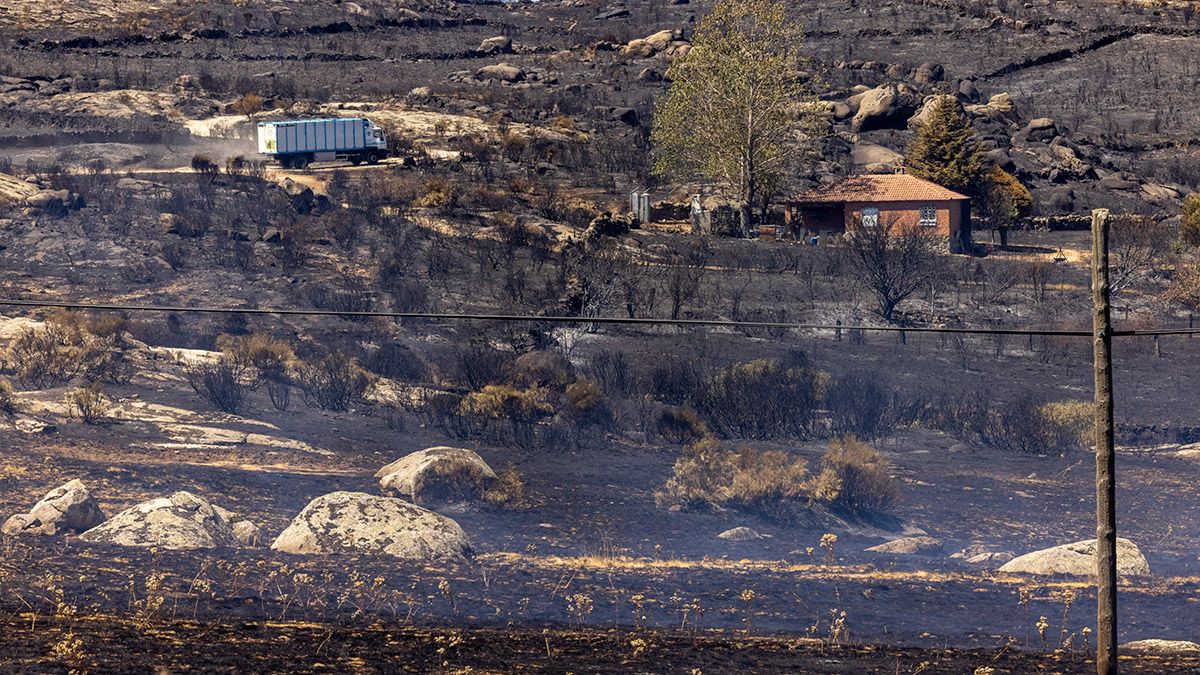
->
482, 464, 527, 509
417, 391, 471, 439
825, 371, 895, 440
982, 392, 1088, 455
445, 342, 514, 390
585, 349, 633, 398
808, 436, 898, 516
694, 357, 818, 439
216, 332, 294, 386
365, 342, 427, 382
186, 358, 251, 414
5, 318, 131, 388
646, 358, 704, 406
655, 406, 709, 445
305, 276, 373, 314
64, 382, 109, 425
920, 389, 992, 441
507, 350, 575, 389
294, 353, 375, 412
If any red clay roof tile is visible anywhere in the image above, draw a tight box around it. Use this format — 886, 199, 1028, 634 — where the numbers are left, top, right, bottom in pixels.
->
787, 174, 970, 203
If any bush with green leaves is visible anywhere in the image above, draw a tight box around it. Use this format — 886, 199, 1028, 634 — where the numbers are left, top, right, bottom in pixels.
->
658, 435, 899, 521
656, 406, 710, 445
808, 436, 898, 516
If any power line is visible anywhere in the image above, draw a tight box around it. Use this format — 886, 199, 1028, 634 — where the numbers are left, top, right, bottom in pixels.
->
0, 297, 1174, 337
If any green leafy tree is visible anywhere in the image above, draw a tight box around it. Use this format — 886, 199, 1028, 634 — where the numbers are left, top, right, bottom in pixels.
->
979, 165, 1032, 245
905, 96, 988, 198
651, 0, 823, 235
1182, 193, 1200, 247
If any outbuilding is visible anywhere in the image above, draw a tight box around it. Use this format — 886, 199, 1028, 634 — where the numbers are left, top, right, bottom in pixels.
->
783, 173, 972, 253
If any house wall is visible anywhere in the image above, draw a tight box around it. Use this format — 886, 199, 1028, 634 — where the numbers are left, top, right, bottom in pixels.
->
793, 205, 843, 232
842, 199, 963, 238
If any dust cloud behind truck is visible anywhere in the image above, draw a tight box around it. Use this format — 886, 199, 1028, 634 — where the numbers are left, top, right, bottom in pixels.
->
256, 117, 388, 169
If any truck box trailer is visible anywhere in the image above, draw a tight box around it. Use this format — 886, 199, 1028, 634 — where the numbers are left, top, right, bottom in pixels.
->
256, 117, 388, 169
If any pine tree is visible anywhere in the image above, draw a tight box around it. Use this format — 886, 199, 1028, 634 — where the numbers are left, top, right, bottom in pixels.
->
904, 96, 987, 198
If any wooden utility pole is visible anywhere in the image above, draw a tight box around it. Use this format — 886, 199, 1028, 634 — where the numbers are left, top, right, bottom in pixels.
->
1092, 208, 1118, 675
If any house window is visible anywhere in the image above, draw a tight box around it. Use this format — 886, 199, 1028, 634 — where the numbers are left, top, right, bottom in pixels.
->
861, 206, 880, 228
919, 206, 938, 227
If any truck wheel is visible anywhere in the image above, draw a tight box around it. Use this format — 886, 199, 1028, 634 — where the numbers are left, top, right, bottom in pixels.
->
365, 151, 379, 165
279, 157, 293, 170
294, 155, 310, 170
349, 156, 362, 166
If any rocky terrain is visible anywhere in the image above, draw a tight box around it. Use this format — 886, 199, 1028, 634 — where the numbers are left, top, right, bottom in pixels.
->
2, 0, 1200, 672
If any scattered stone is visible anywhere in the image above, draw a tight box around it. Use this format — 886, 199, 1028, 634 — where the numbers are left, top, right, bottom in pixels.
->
212, 505, 263, 547
79, 491, 238, 550
984, 149, 1015, 172
2, 479, 106, 537
718, 526, 764, 541
913, 62, 944, 84
261, 227, 282, 243
999, 538, 1150, 576
14, 416, 56, 435
475, 63, 526, 83
907, 94, 957, 129
476, 36, 513, 56
865, 536, 944, 556
376, 446, 498, 505
1121, 639, 1200, 655
24, 189, 72, 217
966, 551, 1014, 564
1141, 183, 1181, 202
594, 7, 632, 20
957, 78, 980, 103
637, 67, 663, 82
1099, 175, 1138, 191
951, 545, 1015, 564
271, 492, 473, 562
1022, 117, 1058, 142
232, 520, 263, 547
613, 107, 640, 126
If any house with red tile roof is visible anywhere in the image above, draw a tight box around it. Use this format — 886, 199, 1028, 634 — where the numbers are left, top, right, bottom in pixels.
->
781, 173, 973, 253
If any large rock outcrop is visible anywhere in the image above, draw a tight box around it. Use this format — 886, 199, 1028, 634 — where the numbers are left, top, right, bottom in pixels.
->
1121, 639, 1200, 655
865, 536, 944, 556
270, 492, 473, 562
999, 538, 1150, 576
78, 491, 238, 550
376, 446, 497, 505
2, 479, 106, 537
474, 63, 526, 83
850, 83, 920, 132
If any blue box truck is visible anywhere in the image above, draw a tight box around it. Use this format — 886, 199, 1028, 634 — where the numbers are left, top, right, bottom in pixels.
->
256, 117, 388, 169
